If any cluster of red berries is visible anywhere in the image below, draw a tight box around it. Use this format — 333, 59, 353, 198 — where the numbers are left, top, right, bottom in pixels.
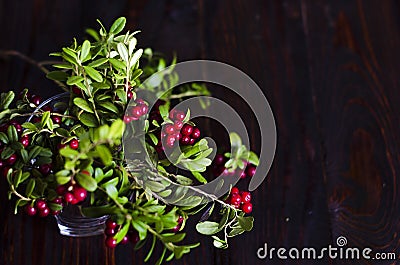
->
211, 153, 257, 178
153, 112, 200, 152
0, 121, 30, 177
104, 219, 140, 248
124, 99, 149, 123
24, 197, 63, 217
55, 176, 88, 205
228, 187, 253, 214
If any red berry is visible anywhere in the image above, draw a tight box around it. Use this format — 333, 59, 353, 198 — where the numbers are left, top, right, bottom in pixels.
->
69, 139, 79, 150
174, 133, 181, 141
174, 121, 183, 130
73, 185, 87, 202
191, 128, 201, 139
39, 164, 52, 175
0, 160, 4, 168
42, 106, 52, 112
52, 197, 63, 205
123, 115, 132, 124
231, 187, 239, 195
120, 236, 129, 244
171, 225, 181, 233
189, 138, 195, 145
56, 185, 66, 195
20, 135, 30, 148
136, 99, 145, 105
39, 207, 50, 217
36, 199, 47, 210
105, 228, 115, 236
240, 171, 247, 179
246, 166, 256, 177
164, 124, 175, 134
131, 106, 143, 118
169, 109, 177, 119
127, 90, 134, 100
181, 124, 193, 136
70, 198, 79, 205
72, 86, 82, 95
241, 192, 251, 203
57, 143, 66, 149
25, 205, 37, 216
177, 216, 184, 224
214, 154, 225, 165
64, 192, 75, 203
129, 231, 140, 245
174, 111, 186, 121
31, 95, 42, 106
230, 194, 242, 205
2, 167, 11, 177
165, 135, 176, 147
6, 154, 17, 165
106, 219, 118, 229
105, 237, 117, 248
140, 104, 148, 115
180, 135, 190, 145
52, 116, 62, 124
241, 202, 253, 214
51, 210, 61, 216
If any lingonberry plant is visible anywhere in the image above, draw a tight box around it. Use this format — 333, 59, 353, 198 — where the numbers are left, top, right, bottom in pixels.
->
0, 17, 260, 264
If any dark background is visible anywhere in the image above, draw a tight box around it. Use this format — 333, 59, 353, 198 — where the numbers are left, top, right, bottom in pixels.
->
0, 1, 399, 265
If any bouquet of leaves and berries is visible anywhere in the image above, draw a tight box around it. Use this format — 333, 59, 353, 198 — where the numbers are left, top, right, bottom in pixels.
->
0, 17, 259, 264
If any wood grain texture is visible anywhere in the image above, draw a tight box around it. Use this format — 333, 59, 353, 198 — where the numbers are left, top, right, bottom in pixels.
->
0, 0, 399, 264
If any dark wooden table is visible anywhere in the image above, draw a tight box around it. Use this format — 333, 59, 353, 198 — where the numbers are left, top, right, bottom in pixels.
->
0, 1, 399, 264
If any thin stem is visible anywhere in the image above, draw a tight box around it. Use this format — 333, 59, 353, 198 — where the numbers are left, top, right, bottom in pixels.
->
0, 49, 69, 92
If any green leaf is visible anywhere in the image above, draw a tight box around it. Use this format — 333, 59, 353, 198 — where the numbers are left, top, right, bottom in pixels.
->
109, 58, 126, 70
80, 40, 91, 62
191, 171, 207, 184
129, 48, 143, 67
73, 98, 94, 113
145, 235, 156, 262
212, 236, 228, 249
66, 76, 85, 86
46, 71, 69, 82
1, 147, 14, 159
76, 171, 97, 192
96, 145, 112, 166
25, 179, 35, 197
59, 148, 79, 159
83, 66, 103, 82
7, 125, 18, 142
237, 216, 254, 231
80, 113, 99, 127
110, 17, 126, 34
247, 151, 259, 166
109, 119, 125, 139
88, 58, 108, 68
115, 222, 130, 243
131, 220, 148, 241
117, 43, 129, 63
0, 132, 8, 144
162, 233, 186, 243
99, 101, 119, 114
196, 221, 220, 235
81, 205, 120, 218
55, 170, 71, 185
1, 91, 15, 110
19, 149, 28, 163
22, 122, 37, 131
228, 227, 245, 237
